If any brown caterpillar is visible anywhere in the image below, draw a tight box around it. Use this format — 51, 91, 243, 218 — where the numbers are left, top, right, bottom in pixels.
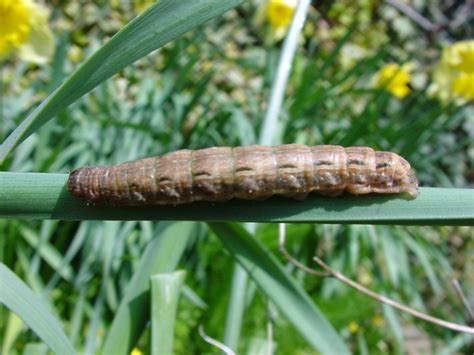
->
67, 144, 419, 205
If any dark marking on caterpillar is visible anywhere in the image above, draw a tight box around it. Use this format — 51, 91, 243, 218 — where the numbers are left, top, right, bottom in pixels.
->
376, 162, 390, 169
67, 144, 419, 205
348, 158, 365, 166
314, 160, 332, 166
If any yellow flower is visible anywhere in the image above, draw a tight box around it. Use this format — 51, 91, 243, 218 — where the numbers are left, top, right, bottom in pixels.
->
452, 73, 474, 100
266, 0, 297, 28
130, 347, 143, 355
429, 40, 474, 102
443, 40, 474, 73
253, 0, 297, 44
371, 314, 383, 327
0, 0, 53, 64
0, 0, 31, 55
373, 63, 413, 99
347, 321, 359, 333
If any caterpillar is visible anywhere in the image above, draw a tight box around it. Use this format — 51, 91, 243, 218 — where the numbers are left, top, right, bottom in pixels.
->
67, 144, 419, 205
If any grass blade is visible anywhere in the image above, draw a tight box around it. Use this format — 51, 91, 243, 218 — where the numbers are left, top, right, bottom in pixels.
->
0, 263, 75, 354
222, 264, 248, 350
150, 270, 186, 355
1, 312, 24, 355
0, 0, 244, 163
0, 172, 472, 225
102, 222, 195, 355
18, 225, 73, 282
209, 222, 350, 354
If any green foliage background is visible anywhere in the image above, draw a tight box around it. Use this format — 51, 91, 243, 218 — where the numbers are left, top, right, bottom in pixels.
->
0, 0, 472, 354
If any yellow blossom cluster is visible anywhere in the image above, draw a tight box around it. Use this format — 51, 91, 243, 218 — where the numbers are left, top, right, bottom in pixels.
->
347, 321, 359, 333
372, 40, 473, 102
373, 63, 413, 99
130, 347, 143, 355
429, 40, 474, 101
266, 0, 297, 28
0, 0, 53, 63
0, 0, 30, 55
254, 0, 297, 43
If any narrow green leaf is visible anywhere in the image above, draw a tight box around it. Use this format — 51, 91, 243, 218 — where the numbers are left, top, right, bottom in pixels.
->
181, 285, 208, 310
84, 287, 104, 355
1, 312, 24, 355
69, 287, 87, 347
356, 331, 369, 355
0, 172, 473, 225
209, 222, 350, 354
382, 303, 404, 348
102, 222, 195, 355
23, 343, 49, 355
403, 236, 442, 295
222, 264, 248, 350
0, 0, 244, 163
439, 333, 473, 355
18, 225, 73, 281
0, 263, 75, 354
150, 271, 186, 355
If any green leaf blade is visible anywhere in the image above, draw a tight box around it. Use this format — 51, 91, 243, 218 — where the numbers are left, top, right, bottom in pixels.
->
150, 270, 186, 355
0, 263, 75, 354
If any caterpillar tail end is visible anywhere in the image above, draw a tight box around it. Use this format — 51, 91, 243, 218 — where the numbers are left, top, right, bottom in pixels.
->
402, 171, 419, 199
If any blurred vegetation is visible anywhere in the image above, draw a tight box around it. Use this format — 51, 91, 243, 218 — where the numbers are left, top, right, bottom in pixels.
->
1, 0, 473, 354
